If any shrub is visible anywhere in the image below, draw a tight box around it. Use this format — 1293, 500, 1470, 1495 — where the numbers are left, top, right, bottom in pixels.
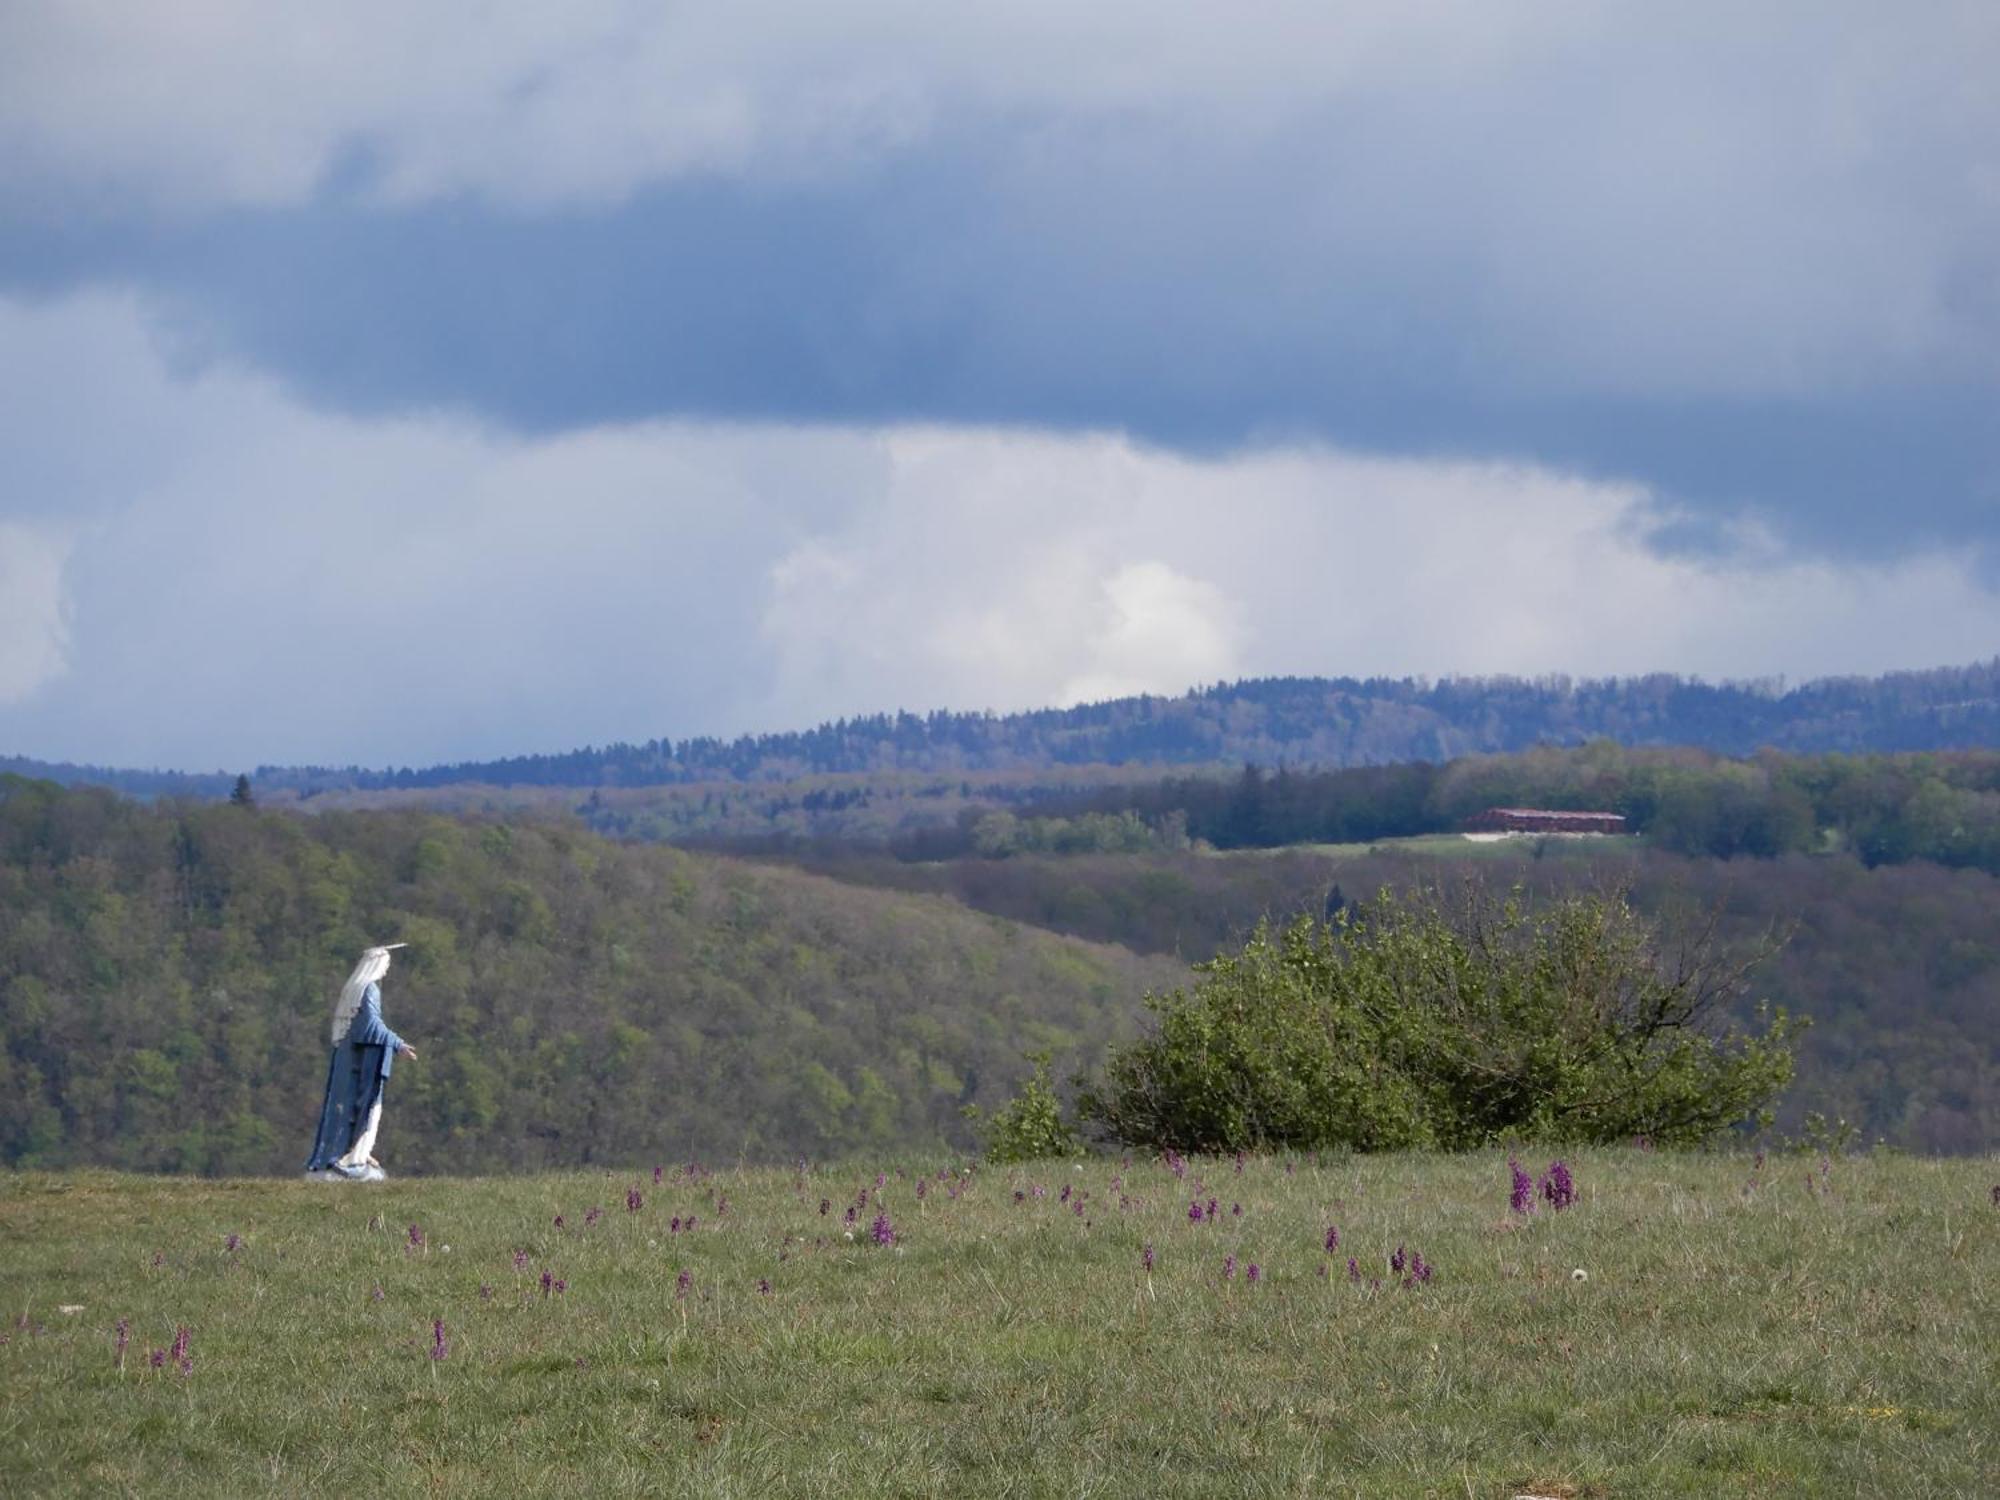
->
1078, 881, 1801, 1152
976, 1054, 1084, 1163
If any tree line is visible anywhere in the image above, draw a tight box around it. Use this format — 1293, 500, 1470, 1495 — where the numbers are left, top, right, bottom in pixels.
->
922, 744, 2000, 875
6, 658, 1996, 797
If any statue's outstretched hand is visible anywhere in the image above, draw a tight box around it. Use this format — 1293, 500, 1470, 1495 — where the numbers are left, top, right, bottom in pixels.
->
400, 1044, 418, 1060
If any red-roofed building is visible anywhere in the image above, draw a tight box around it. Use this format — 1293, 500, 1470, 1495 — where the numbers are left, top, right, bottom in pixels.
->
1460, 807, 1628, 837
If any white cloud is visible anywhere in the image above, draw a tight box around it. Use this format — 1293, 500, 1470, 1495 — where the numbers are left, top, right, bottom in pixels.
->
0, 521, 73, 704
2, 290, 1997, 768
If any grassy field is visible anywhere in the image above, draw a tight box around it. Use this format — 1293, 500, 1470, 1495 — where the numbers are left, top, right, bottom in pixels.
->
2, 1151, 1994, 1497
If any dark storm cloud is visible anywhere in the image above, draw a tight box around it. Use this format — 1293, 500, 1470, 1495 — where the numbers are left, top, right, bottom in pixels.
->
6, 69, 1994, 567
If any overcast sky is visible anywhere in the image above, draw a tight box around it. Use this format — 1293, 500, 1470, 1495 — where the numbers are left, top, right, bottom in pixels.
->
2, 4, 1996, 770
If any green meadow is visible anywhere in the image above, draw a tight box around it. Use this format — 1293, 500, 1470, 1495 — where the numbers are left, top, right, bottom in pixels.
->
3, 1151, 1994, 1498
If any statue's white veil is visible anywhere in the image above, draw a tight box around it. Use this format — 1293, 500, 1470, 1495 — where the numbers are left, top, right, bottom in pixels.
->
329, 944, 406, 1044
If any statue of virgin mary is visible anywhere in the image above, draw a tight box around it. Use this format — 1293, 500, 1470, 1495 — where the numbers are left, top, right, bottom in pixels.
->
305, 945, 418, 1180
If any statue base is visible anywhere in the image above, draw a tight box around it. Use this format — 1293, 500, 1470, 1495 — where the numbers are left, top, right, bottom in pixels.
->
305, 1165, 387, 1183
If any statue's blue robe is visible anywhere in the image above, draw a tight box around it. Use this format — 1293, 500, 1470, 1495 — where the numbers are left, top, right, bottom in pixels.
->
305, 984, 404, 1172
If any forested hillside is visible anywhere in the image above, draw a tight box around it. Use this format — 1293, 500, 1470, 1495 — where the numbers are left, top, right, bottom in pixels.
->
7, 658, 1997, 797
0, 777, 1182, 1175
967, 743, 2000, 872
776, 845, 2000, 1155
271, 743, 2000, 881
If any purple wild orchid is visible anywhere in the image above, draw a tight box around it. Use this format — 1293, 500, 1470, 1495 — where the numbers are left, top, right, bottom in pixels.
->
870, 1211, 897, 1247
1540, 1160, 1577, 1211
1142, 1244, 1155, 1273
1390, 1245, 1406, 1275
1222, 1254, 1236, 1281
430, 1319, 449, 1362
1323, 1225, 1340, 1254
675, 1268, 693, 1300
1509, 1157, 1535, 1215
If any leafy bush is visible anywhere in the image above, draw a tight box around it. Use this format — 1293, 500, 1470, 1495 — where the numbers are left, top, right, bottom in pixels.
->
1078, 882, 1802, 1152
975, 1054, 1084, 1163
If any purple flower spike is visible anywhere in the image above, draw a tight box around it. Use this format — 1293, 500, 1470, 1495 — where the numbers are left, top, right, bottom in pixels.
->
870, 1211, 897, 1247
430, 1318, 449, 1362
1390, 1244, 1407, 1275
757, 1278, 772, 1295
224, 1233, 241, 1253
1509, 1157, 1534, 1215
540, 1270, 553, 1298
654, 1165, 664, 1185
1222, 1254, 1236, 1281
171, 1325, 192, 1377
1540, 1160, 1577, 1211
149, 1348, 166, 1369
1142, 1244, 1155, 1273
675, 1268, 693, 1300
1246, 1263, 1261, 1284
627, 1186, 643, 1213
1323, 1225, 1340, 1254
1346, 1257, 1360, 1282
407, 1223, 426, 1251
114, 1318, 130, 1369
513, 1249, 530, 1272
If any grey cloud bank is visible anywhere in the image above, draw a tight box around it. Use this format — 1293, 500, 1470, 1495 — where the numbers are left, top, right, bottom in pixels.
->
3, 4, 1996, 562
1, 5, 1996, 766
2, 293, 1997, 770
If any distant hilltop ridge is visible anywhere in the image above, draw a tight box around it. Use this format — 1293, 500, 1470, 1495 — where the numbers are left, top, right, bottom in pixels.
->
6, 658, 1999, 799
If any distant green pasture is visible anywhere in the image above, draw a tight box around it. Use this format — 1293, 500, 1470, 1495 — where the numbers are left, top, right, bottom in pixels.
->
2, 1151, 1992, 1496
1226, 833, 1646, 861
